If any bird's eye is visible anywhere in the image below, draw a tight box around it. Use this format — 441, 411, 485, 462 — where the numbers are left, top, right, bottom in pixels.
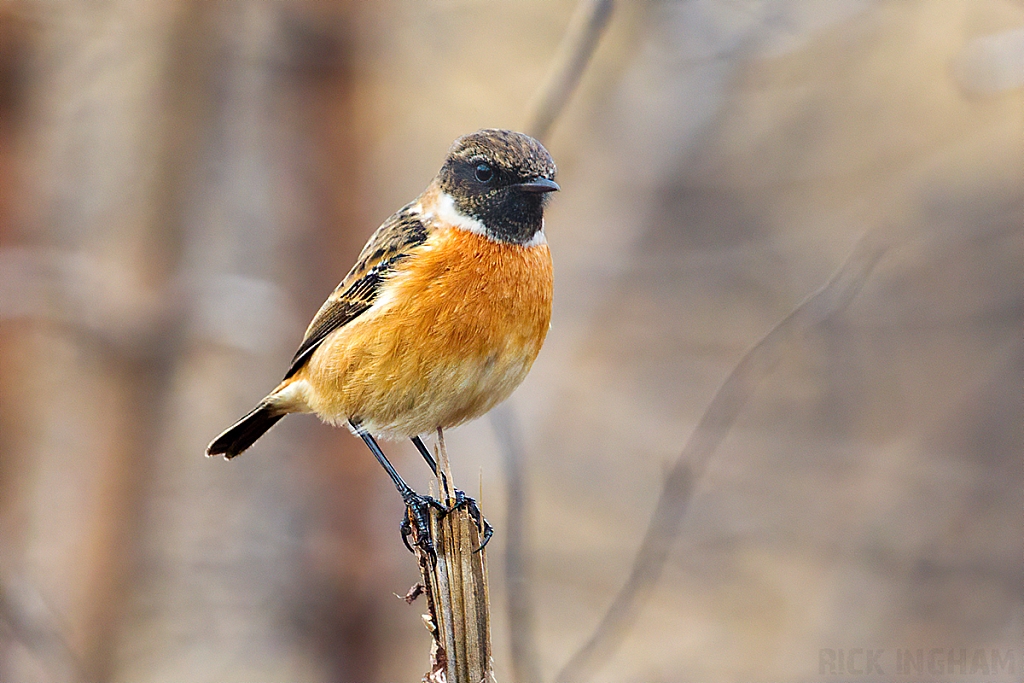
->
474, 163, 493, 183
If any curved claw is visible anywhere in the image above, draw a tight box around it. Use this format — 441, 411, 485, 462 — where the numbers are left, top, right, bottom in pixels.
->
402, 492, 445, 560
476, 518, 494, 553
400, 516, 416, 554
448, 489, 494, 553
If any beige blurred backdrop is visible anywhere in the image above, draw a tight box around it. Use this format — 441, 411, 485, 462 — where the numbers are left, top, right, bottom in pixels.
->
1, 1, 1022, 682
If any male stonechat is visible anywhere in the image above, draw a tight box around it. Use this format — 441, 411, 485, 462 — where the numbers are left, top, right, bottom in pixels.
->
206, 129, 558, 549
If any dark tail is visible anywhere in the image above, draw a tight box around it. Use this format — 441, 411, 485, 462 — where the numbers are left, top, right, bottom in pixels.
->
206, 402, 285, 459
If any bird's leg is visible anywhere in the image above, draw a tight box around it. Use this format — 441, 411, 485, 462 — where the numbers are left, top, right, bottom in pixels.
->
353, 422, 443, 556
431, 427, 494, 552
412, 435, 451, 493
411, 435, 439, 475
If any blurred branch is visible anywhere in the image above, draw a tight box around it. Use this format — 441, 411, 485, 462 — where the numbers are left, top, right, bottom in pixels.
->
0, 247, 172, 356
490, 404, 540, 683
484, 2, 620, 681
492, 2, 617, 680
0, 572, 84, 683
556, 234, 889, 683
0, 246, 296, 358
524, 0, 614, 141
0, 5, 213, 680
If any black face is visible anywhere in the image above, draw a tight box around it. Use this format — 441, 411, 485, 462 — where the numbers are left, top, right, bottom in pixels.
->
438, 129, 558, 245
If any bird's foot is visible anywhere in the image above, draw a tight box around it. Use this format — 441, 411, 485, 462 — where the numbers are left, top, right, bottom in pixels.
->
448, 489, 493, 552
400, 491, 446, 558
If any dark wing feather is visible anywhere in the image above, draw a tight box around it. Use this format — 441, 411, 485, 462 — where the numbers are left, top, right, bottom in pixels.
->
283, 203, 429, 379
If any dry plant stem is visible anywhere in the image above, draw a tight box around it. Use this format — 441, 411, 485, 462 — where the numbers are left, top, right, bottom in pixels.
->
556, 235, 889, 683
412, 430, 495, 683
524, 0, 615, 141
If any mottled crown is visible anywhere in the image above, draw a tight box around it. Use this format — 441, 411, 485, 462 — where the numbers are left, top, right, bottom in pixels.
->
445, 129, 556, 183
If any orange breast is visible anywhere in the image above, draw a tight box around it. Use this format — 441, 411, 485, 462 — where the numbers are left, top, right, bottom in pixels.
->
302, 226, 553, 437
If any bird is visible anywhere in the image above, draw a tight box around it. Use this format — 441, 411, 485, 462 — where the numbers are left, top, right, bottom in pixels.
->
206, 128, 558, 551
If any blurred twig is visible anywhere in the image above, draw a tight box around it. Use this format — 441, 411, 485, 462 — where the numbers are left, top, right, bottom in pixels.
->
0, 572, 84, 683
524, 0, 614, 141
490, 404, 541, 683
556, 234, 888, 682
488, 2, 618, 681
493, 2, 616, 681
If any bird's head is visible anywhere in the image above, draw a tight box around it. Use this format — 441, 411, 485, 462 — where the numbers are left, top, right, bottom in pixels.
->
437, 129, 558, 245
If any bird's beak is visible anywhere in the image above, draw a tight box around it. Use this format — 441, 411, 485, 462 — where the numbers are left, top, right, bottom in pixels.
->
517, 177, 560, 193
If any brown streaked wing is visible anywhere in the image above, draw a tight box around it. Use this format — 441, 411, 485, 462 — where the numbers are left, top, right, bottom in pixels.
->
283, 203, 429, 379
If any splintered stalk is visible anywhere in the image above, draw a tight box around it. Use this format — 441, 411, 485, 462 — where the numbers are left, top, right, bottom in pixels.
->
409, 430, 495, 683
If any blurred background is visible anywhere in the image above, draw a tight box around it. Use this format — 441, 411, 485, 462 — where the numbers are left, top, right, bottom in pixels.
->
1, 1, 1022, 682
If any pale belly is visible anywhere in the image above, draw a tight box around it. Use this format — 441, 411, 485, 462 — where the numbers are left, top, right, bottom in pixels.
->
296, 228, 553, 438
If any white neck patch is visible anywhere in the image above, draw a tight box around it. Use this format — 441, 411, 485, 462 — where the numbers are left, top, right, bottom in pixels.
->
433, 191, 489, 238
522, 223, 547, 247
431, 191, 547, 247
